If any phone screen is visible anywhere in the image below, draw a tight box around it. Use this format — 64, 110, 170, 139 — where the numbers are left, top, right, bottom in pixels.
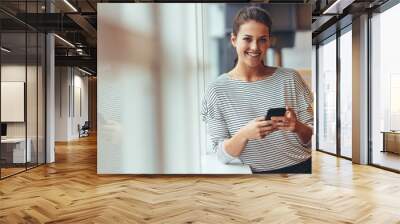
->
265, 108, 286, 120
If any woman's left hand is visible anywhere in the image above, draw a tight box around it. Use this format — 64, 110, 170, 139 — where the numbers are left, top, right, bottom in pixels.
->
271, 106, 298, 132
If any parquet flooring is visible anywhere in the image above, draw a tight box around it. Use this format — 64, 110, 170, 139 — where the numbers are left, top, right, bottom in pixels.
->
372, 151, 400, 171
1, 134, 400, 223
1, 167, 26, 178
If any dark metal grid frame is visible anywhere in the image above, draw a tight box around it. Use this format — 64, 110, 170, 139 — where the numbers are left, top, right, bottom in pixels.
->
0, 0, 47, 180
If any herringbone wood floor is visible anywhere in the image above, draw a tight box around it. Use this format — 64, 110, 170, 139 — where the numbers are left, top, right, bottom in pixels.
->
1, 134, 400, 224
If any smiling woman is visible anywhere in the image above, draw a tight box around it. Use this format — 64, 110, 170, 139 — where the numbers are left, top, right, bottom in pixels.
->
232, 20, 270, 71
201, 6, 314, 174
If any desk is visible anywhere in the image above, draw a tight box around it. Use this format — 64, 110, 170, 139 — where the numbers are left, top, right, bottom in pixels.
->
381, 131, 400, 154
1, 138, 31, 163
201, 153, 252, 174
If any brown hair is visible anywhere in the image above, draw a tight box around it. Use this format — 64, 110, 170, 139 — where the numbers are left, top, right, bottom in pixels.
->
232, 6, 272, 36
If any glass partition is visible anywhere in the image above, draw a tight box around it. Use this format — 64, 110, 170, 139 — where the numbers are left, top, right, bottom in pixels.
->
1, 30, 28, 178
339, 28, 352, 158
317, 36, 337, 155
371, 3, 400, 171
0, 1, 46, 179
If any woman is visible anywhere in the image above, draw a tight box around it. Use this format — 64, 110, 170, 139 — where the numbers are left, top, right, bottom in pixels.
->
201, 6, 313, 174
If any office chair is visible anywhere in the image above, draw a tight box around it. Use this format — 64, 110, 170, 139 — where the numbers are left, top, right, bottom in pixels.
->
79, 121, 90, 138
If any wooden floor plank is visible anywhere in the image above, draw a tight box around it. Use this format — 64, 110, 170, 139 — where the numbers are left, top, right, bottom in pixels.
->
0, 134, 400, 223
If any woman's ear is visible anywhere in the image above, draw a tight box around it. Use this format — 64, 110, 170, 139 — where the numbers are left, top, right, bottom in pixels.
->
231, 33, 237, 48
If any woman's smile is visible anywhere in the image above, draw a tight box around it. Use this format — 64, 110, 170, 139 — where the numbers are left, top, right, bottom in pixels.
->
246, 51, 261, 58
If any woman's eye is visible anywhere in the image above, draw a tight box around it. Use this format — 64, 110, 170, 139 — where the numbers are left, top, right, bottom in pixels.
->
259, 38, 267, 43
243, 37, 251, 42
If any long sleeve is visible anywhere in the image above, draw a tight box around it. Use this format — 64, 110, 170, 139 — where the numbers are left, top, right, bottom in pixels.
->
293, 72, 314, 148
201, 86, 236, 163
217, 141, 238, 164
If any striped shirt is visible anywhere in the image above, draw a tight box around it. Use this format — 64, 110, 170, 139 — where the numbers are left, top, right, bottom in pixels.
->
201, 67, 313, 172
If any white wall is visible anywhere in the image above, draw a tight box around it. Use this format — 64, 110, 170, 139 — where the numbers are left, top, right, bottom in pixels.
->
282, 31, 312, 70
282, 31, 312, 89
1, 64, 46, 164
55, 67, 89, 141
74, 74, 89, 132
1, 65, 27, 142
1, 65, 38, 138
1, 82, 24, 122
55, 67, 69, 141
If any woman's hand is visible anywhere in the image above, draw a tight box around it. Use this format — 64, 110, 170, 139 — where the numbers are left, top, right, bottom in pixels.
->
271, 107, 298, 132
224, 116, 276, 157
272, 107, 313, 145
239, 116, 276, 140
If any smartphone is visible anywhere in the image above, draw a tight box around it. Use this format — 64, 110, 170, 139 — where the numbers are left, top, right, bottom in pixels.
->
265, 108, 286, 120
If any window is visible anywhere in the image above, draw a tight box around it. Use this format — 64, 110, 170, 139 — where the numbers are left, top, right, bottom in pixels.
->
371, 2, 400, 171
340, 28, 352, 158
317, 36, 337, 154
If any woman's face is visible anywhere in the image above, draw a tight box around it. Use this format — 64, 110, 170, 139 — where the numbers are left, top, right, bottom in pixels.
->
231, 20, 270, 68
